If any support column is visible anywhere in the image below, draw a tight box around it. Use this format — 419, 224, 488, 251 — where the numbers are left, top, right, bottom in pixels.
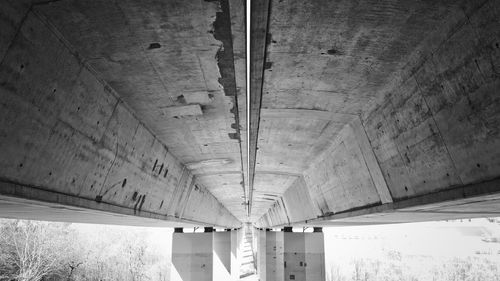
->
172, 229, 238, 281
266, 230, 284, 281
230, 229, 241, 281
257, 228, 325, 281
284, 231, 306, 281
304, 231, 325, 281
257, 229, 267, 281
214, 231, 232, 280
284, 230, 325, 281
171, 232, 213, 281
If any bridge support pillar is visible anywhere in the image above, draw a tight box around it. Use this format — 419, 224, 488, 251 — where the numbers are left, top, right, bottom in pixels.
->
231, 229, 242, 280
257, 229, 267, 281
258, 228, 325, 281
171, 230, 238, 281
266, 230, 285, 281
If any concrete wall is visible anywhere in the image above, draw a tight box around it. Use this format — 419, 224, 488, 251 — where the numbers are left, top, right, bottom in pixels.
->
0, 8, 240, 227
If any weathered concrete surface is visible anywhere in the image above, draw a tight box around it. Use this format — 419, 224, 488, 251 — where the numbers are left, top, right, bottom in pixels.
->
1, 0, 500, 228
256, 119, 393, 227
229, 0, 249, 217
256, 229, 267, 281
0, 9, 239, 227
172, 233, 214, 281
249, 0, 271, 220
0, 193, 195, 227
257, 230, 325, 281
256, 0, 500, 227
231, 228, 243, 280
266, 231, 284, 281
172, 231, 238, 281
214, 231, 232, 280
251, 109, 358, 221
33, 0, 248, 221
363, 0, 500, 199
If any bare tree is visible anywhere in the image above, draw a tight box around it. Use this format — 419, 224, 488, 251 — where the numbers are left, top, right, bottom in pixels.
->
0, 221, 62, 281
66, 261, 83, 281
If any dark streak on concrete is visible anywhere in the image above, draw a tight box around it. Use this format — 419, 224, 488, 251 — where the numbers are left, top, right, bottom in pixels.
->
138, 195, 146, 212
228, 133, 239, 140
210, 0, 237, 98
209, 0, 243, 139
133, 194, 142, 214
207, 0, 246, 211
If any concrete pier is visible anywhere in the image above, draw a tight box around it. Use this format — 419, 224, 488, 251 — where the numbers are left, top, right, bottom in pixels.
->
172, 230, 241, 281
257, 228, 325, 281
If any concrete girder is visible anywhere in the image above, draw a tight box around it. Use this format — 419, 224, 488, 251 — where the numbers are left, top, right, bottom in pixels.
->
0, 7, 240, 227
256, 0, 500, 228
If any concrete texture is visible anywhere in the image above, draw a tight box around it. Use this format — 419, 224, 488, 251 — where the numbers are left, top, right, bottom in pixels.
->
0, 7, 239, 227
257, 229, 267, 281
231, 228, 243, 280
266, 231, 285, 281
257, 230, 325, 281
255, 0, 500, 227
172, 231, 240, 281
172, 233, 214, 281
1, 0, 500, 230
34, 0, 248, 221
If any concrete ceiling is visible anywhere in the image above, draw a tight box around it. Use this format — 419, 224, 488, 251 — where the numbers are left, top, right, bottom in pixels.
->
28, 0, 492, 224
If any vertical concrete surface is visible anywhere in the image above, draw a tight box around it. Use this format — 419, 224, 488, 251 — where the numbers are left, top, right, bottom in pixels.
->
284, 233, 306, 281
230, 229, 242, 280
171, 233, 213, 281
266, 231, 284, 281
172, 231, 238, 281
214, 231, 232, 280
281, 232, 325, 281
305, 232, 325, 281
257, 229, 267, 281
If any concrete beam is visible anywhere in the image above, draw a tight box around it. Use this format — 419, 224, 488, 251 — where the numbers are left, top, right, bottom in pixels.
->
249, 0, 271, 216
256, 0, 500, 228
260, 108, 356, 123
350, 118, 392, 204
261, 177, 500, 227
0, 10, 240, 228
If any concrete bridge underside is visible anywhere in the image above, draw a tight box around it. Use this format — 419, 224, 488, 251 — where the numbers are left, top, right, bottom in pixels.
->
1, 0, 500, 230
